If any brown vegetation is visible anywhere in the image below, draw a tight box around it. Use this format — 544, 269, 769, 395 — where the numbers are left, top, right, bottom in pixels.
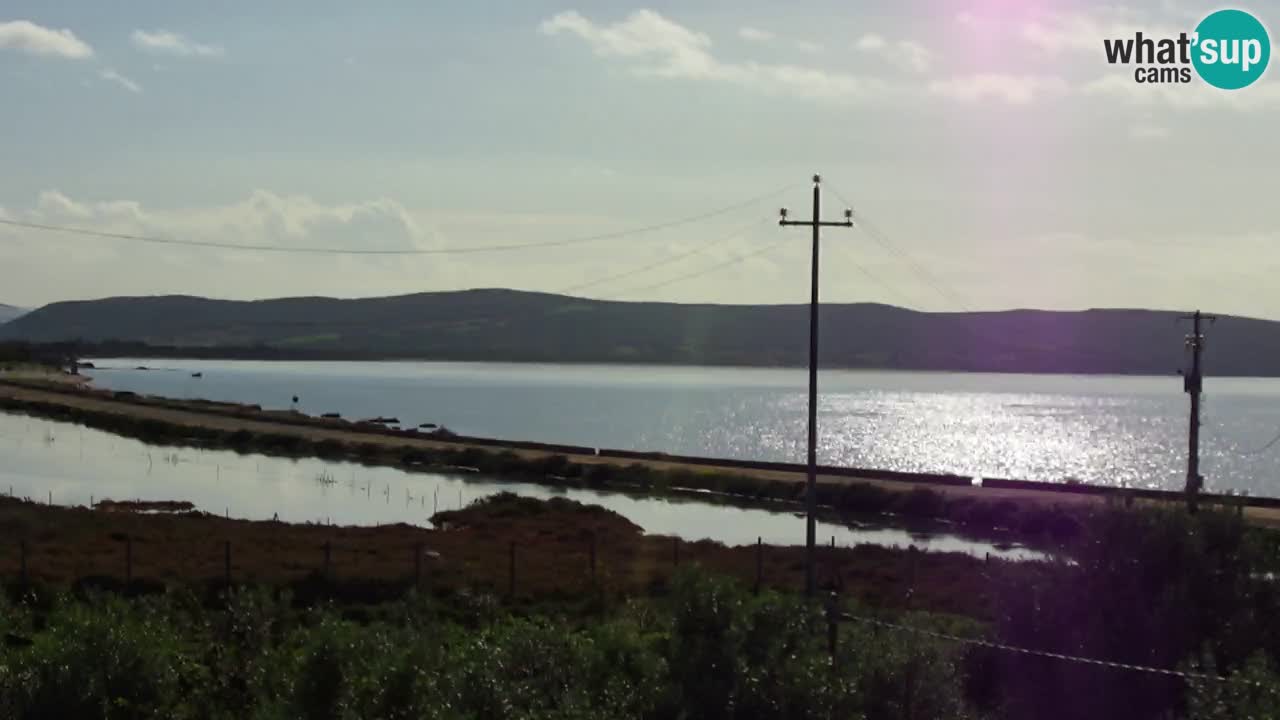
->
0, 493, 995, 619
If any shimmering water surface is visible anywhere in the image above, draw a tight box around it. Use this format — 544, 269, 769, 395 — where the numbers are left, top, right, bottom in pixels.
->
79, 359, 1280, 495
0, 412, 1038, 558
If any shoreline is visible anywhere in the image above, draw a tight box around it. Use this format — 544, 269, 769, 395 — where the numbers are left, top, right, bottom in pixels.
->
4, 377, 1280, 539
83, 354, 1278, 379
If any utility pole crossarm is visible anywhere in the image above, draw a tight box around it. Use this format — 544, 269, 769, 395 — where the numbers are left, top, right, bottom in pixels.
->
778, 174, 855, 598
780, 219, 855, 228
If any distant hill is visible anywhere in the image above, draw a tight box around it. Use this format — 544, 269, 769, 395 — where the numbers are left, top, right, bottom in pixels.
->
0, 304, 26, 325
0, 289, 1275, 375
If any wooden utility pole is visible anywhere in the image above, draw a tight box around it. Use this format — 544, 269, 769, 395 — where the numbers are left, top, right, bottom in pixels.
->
779, 175, 853, 597
1180, 310, 1216, 512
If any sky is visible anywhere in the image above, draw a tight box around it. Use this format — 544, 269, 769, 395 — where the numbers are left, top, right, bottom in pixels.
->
1, 0, 1279, 317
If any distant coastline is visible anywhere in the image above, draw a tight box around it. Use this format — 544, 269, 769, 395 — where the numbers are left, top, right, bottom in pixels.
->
4, 289, 1280, 376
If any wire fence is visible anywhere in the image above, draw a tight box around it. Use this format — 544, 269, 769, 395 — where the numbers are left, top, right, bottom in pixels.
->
0, 527, 763, 601
2, 518, 1272, 692
830, 610, 1265, 688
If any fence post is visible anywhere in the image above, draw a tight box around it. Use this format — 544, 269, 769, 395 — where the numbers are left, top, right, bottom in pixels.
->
672, 537, 680, 567
126, 535, 133, 587
904, 546, 919, 719
754, 536, 763, 595
508, 541, 516, 598
224, 541, 231, 586
323, 541, 331, 582
589, 531, 597, 587
19, 540, 27, 586
906, 546, 918, 607
414, 542, 423, 588
826, 591, 839, 659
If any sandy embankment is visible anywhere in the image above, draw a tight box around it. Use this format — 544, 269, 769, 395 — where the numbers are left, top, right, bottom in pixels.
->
1, 377, 1278, 529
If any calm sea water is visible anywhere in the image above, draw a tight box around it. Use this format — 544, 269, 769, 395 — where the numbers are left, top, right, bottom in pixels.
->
0, 412, 1038, 558
80, 359, 1280, 495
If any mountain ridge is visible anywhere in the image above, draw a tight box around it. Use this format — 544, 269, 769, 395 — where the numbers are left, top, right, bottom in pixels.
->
2, 289, 1275, 375
0, 303, 27, 325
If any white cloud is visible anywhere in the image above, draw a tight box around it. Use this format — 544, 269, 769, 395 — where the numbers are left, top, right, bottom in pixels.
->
0, 190, 453, 303
957, 6, 1183, 57
130, 29, 223, 58
738, 27, 774, 43
0, 19, 93, 59
929, 74, 1069, 105
1021, 9, 1183, 56
1082, 73, 1280, 110
1129, 121, 1171, 140
99, 68, 142, 93
896, 41, 932, 73
856, 33, 886, 51
739, 24, 823, 54
856, 33, 931, 72
24, 190, 426, 249
539, 10, 883, 102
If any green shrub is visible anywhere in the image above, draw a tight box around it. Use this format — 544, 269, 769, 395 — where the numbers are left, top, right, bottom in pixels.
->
2, 596, 204, 719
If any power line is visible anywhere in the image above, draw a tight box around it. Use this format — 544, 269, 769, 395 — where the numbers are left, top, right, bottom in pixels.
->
1244, 430, 1280, 455
854, 214, 973, 312
608, 233, 789, 298
1240, 422, 1280, 455
555, 218, 766, 296
825, 237, 921, 310
826, 185, 973, 312
0, 183, 797, 257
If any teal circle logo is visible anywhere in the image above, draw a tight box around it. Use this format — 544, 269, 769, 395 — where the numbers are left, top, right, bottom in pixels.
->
1192, 9, 1271, 89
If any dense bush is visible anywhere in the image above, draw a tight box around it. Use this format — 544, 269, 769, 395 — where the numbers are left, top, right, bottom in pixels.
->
983, 506, 1280, 720
0, 572, 976, 720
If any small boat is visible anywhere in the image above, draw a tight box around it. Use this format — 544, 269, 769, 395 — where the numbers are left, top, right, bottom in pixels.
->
191, 372, 203, 378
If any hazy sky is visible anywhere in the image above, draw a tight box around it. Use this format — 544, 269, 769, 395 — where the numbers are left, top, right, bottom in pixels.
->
1, 1, 1278, 317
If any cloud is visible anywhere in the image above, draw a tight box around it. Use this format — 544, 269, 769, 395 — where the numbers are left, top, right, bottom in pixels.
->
856, 33, 887, 51
855, 33, 931, 72
1129, 121, 1171, 140
929, 73, 1069, 104
22, 189, 428, 251
896, 41, 932, 73
957, 6, 1184, 57
1021, 9, 1183, 55
130, 29, 223, 57
99, 68, 142, 93
1, 190, 442, 301
739, 24, 823, 53
539, 10, 882, 102
0, 19, 93, 59
1082, 73, 1280, 110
